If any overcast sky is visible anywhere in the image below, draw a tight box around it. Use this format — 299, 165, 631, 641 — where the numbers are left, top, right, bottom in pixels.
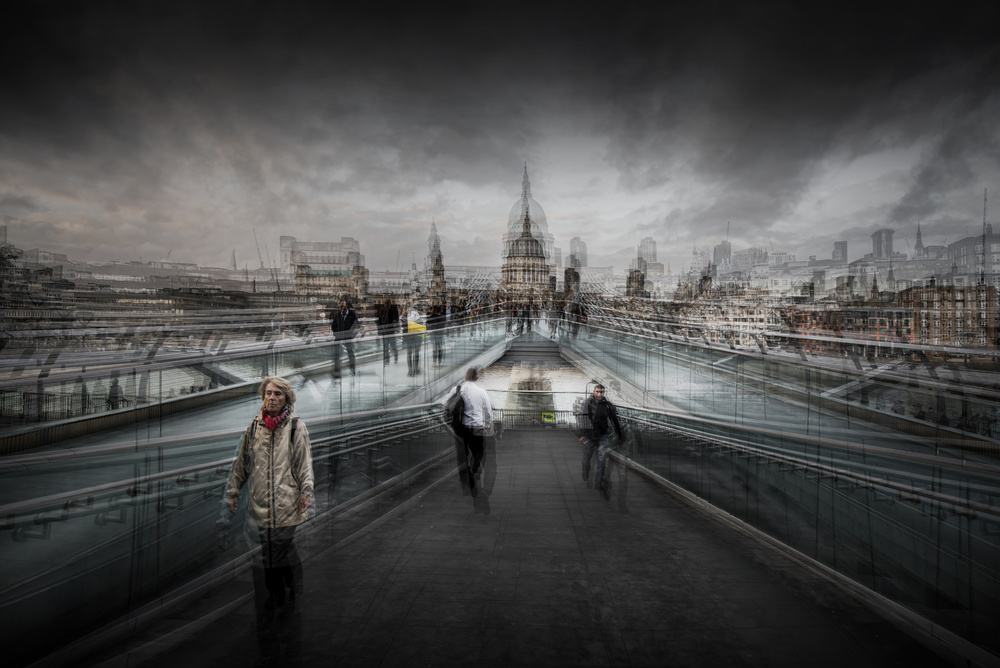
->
2, 2, 999, 274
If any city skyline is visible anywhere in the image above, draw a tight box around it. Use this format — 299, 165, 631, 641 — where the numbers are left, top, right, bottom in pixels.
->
2, 3, 999, 274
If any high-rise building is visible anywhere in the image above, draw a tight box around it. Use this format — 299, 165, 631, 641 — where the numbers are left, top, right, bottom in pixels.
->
569, 237, 588, 268
833, 240, 848, 262
713, 240, 732, 268
639, 237, 657, 263
871, 229, 894, 261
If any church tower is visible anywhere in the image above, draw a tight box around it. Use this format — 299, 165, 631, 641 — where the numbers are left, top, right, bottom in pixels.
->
430, 249, 447, 301
427, 220, 441, 269
914, 221, 925, 259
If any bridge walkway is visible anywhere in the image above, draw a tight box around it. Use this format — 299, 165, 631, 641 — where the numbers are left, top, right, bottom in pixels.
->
115, 430, 942, 668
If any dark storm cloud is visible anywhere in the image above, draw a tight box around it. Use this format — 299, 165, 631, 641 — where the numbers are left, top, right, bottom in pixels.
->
891, 99, 1000, 224
2, 1, 999, 269
598, 3, 1000, 236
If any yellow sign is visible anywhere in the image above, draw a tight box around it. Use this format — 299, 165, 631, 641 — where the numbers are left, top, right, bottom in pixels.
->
541, 412, 555, 423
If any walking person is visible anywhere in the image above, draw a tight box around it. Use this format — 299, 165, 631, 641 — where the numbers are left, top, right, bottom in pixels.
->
77, 373, 89, 415
429, 304, 446, 365
330, 300, 359, 380
459, 367, 493, 493
107, 377, 126, 409
570, 303, 585, 338
404, 305, 425, 377
377, 298, 400, 365
226, 376, 314, 655
578, 384, 624, 500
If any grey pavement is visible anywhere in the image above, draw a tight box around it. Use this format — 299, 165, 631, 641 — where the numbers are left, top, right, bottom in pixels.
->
125, 429, 946, 668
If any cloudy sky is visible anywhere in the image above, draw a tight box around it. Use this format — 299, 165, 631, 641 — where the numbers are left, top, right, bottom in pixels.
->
2, 1, 999, 274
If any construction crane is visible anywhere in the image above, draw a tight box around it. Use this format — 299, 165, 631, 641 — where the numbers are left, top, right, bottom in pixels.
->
265, 244, 280, 292
981, 188, 988, 287
252, 228, 265, 270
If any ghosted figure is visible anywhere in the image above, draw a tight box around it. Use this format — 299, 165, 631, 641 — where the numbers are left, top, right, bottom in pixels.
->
570, 303, 587, 338
226, 376, 314, 657
330, 300, 359, 379
404, 306, 425, 376
106, 378, 125, 409
458, 367, 493, 495
429, 304, 446, 365
377, 298, 400, 364
77, 374, 89, 415
578, 383, 623, 500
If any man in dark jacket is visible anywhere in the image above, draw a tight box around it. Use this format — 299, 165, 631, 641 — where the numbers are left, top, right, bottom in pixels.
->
330, 300, 359, 379
377, 298, 399, 365
577, 383, 624, 499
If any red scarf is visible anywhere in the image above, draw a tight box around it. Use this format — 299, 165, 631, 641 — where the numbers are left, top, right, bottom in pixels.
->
261, 406, 290, 431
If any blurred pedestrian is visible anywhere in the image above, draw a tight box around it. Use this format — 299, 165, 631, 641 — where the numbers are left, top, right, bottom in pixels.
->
578, 383, 623, 500
460, 367, 493, 493
107, 377, 125, 409
377, 298, 400, 365
330, 300, 359, 379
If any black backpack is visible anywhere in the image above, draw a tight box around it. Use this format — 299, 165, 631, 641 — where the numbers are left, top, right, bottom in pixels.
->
445, 383, 465, 432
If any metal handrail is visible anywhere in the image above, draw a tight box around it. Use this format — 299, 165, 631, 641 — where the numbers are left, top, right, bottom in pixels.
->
0, 410, 449, 521
617, 404, 1000, 477
621, 412, 1000, 521
0, 402, 443, 471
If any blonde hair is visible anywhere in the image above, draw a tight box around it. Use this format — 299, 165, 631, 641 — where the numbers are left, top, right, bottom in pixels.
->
258, 376, 296, 410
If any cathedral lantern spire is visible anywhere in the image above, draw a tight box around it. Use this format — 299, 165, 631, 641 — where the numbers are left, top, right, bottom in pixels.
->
522, 162, 531, 201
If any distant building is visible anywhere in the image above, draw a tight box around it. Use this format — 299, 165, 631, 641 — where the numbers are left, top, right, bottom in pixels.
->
626, 253, 649, 298
713, 240, 732, 269
768, 251, 796, 266
639, 237, 657, 263
900, 283, 996, 348
294, 264, 369, 302
501, 208, 551, 302
279, 236, 364, 274
569, 237, 588, 268
503, 165, 556, 270
430, 249, 447, 302
947, 224, 1000, 288
23, 249, 69, 264
732, 247, 767, 271
833, 240, 848, 262
871, 229, 894, 261
427, 221, 441, 270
